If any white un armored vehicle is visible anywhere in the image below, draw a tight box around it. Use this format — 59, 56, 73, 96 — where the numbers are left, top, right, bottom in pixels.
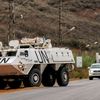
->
0, 37, 75, 89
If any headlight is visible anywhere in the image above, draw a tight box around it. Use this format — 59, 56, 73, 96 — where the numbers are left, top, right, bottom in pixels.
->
89, 70, 92, 73
89, 70, 93, 75
18, 65, 24, 71
18, 65, 23, 68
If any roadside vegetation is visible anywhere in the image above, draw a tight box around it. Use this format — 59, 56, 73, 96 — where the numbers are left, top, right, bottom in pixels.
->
70, 50, 96, 79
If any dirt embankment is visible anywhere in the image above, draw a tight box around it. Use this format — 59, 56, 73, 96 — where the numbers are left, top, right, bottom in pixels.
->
0, 0, 100, 47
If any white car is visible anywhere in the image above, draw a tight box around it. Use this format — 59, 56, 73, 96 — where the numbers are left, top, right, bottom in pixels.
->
88, 63, 100, 80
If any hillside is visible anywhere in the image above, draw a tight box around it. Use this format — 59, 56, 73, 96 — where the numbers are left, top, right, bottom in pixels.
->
0, 0, 100, 49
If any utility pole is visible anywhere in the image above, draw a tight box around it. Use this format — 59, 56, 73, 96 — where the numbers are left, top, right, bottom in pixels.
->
8, 0, 15, 43
58, 0, 63, 46
12, 0, 15, 40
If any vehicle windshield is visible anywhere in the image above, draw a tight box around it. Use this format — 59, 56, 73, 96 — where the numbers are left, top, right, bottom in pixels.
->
91, 64, 100, 68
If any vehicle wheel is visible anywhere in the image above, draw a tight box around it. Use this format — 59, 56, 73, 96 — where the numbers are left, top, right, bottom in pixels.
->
28, 69, 42, 87
42, 66, 56, 87
89, 77, 93, 80
57, 67, 69, 86
8, 79, 22, 89
0, 79, 7, 89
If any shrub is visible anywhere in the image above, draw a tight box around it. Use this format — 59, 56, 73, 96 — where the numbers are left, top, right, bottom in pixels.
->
70, 68, 88, 79
83, 55, 95, 68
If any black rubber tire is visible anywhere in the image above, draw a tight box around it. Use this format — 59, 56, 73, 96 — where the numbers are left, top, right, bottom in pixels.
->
8, 79, 22, 89
0, 79, 7, 89
42, 67, 56, 87
57, 67, 69, 86
89, 77, 93, 80
27, 69, 42, 87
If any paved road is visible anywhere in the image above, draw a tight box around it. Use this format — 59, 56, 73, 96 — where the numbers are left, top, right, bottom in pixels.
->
0, 79, 100, 100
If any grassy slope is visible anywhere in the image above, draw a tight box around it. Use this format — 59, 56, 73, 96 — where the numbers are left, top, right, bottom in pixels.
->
0, 0, 100, 47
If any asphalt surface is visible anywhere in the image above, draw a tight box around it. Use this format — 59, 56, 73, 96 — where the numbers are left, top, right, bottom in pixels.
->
0, 79, 100, 100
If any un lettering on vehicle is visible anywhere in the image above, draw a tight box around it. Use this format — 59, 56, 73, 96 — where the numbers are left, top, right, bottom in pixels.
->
0, 58, 10, 63
35, 50, 49, 63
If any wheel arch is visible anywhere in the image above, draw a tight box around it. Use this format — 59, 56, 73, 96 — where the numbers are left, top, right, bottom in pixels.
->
43, 64, 56, 74
58, 64, 74, 72
29, 64, 41, 75
58, 64, 68, 71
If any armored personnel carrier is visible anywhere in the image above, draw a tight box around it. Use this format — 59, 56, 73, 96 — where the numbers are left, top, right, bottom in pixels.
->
0, 37, 75, 89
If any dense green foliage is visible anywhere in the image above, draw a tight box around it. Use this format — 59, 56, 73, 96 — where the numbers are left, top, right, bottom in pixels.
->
70, 51, 96, 79
83, 55, 95, 68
